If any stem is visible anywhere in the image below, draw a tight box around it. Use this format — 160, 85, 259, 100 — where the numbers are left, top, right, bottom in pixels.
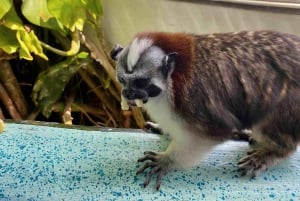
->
0, 107, 5, 119
62, 89, 76, 125
80, 21, 121, 91
78, 68, 120, 121
26, 108, 40, 120
40, 30, 80, 56
0, 60, 29, 118
0, 83, 22, 120
131, 108, 146, 129
70, 103, 101, 126
83, 63, 120, 101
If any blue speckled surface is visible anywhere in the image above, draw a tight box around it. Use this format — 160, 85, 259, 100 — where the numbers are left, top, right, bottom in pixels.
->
0, 123, 299, 201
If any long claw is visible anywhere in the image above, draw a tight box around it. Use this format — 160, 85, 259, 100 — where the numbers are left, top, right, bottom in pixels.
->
136, 151, 172, 190
143, 166, 161, 187
136, 162, 156, 175
155, 168, 168, 190
238, 148, 282, 178
144, 151, 158, 156
137, 154, 157, 162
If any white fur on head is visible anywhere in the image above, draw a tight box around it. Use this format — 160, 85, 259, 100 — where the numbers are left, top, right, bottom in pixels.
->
127, 38, 153, 72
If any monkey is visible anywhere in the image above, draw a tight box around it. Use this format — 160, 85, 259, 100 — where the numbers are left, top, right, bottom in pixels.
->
110, 30, 300, 190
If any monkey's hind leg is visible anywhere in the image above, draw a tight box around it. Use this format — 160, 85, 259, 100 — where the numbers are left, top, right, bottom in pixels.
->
238, 105, 300, 178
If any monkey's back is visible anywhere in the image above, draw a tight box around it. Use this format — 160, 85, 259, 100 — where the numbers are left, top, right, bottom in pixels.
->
171, 31, 300, 138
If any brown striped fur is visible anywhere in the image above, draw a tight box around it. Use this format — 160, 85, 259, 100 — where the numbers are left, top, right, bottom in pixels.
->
135, 31, 300, 140
112, 30, 300, 189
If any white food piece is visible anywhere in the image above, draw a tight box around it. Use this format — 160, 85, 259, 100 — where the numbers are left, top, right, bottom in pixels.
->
121, 95, 130, 110
0, 119, 4, 133
135, 99, 144, 107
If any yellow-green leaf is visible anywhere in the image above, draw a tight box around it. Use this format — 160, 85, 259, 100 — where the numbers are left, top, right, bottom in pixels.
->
21, 0, 65, 33
16, 30, 33, 60
0, 26, 18, 54
16, 30, 48, 60
81, 0, 103, 18
0, 0, 12, 19
2, 5, 23, 30
47, 0, 86, 32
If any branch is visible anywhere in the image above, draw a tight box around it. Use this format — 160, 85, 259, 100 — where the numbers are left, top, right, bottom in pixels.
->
62, 89, 76, 125
78, 68, 120, 121
0, 60, 29, 118
0, 83, 22, 120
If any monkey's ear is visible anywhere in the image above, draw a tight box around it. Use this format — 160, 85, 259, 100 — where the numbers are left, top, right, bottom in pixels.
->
162, 52, 178, 77
110, 44, 124, 60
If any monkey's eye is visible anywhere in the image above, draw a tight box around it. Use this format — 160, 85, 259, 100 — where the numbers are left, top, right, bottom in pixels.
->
133, 78, 150, 88
117, 76, 127, 85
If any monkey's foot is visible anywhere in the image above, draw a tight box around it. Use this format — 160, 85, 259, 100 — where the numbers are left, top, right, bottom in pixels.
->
238, 148, 282, 178
136, 151, 173, 190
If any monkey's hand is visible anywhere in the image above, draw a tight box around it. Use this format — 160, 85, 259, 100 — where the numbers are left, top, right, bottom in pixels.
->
144, 121, 162, 135
136, 151, 173, 190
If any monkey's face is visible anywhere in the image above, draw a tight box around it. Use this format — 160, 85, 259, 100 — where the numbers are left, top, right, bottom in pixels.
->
110, 39, 177, 106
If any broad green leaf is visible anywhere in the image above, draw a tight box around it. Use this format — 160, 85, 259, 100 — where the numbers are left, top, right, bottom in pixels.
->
48, 0, 86, 32
0, 26, 18, 54
0, 0, 12, 19
2, 5, 23, 30
81, 0, 103, 18
21, 0, 65, 33
32, 54, 92, 117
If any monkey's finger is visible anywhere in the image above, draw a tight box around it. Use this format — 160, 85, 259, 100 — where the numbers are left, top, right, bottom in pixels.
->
136, 162, 156, 175
247, 149, 258, 155
238, 163, 255, 176
137, 154, 158, 162
144, 151, 158, 156
238, 155, 254, 165
155, 168, 168, 191
143, 166, 161, 188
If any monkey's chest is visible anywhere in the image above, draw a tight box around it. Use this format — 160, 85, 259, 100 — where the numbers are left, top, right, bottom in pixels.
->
144, 95, 186, 139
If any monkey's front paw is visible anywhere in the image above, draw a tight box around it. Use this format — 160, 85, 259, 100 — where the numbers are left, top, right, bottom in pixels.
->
136, 151, 172, 190
144, 122, 162, 134
238, 148, 280, 178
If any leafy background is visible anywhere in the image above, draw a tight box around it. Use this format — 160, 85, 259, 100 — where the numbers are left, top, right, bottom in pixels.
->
0, 0, 145, 128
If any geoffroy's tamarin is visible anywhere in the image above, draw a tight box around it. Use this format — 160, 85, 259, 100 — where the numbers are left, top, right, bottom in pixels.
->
111, 30, 300, 190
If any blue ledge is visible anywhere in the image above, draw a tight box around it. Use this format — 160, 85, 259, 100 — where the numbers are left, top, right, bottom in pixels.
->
0, 123, 299, 201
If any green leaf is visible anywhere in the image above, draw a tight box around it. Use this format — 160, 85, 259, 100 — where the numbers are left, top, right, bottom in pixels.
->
16, 29, 48, 60
16, 30, 33, 60
81, 0, 103, 18
0, 26, 18, 54
1, 6, 48, 60
20, 30, 48, 60
77, 51, 89, 59
0, 0, 12, 19
32, 54, 92, 117
47, 0, 86, 32
2, 5, 23, 30
21, 0, 65, 33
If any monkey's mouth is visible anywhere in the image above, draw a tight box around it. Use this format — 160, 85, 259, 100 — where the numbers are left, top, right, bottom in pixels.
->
127, 99, 148, 107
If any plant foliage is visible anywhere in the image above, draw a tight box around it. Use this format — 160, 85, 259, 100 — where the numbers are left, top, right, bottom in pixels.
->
0, 0, 145, 128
